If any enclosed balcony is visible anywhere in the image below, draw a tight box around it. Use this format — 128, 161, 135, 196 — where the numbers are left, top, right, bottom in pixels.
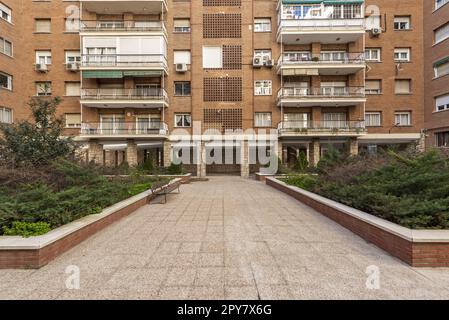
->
277, 51, 365, 75
80, 20, 167, 36
278, 120, 366, 137
80, 88, 169, 108
80, 0, 167, 14
81, 54, 168, 74
277, 86, 366, 107
277, 1, 365, 44
80, 120, 169, 138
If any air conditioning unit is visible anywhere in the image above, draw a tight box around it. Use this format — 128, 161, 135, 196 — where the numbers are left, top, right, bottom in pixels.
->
370, 28, 382, 36
253, 57, 263, 67
66, 63, 79, 71
175, 63, 187, 72
35, 64, 48, 72
264, 59, 274, 68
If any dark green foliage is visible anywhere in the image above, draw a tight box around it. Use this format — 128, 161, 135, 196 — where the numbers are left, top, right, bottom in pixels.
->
317, 147, 345, 172
283, 175, 317, 191
293, 152, 309, 172
166, 162, 183, 175
0, 97, 75, 168
2, 221, 51, 237
286, 150, 449, 229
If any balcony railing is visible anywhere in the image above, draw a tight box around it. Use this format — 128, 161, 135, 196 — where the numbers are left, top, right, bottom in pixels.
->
278, 120, 366, 134
278, 18, 365, 32
81, 121, 169, 136
278, 87, 365, 99
80, 20, 166, 33
81, 54, 167, 69
81, 88, 168, 101
277, 52, 365, 66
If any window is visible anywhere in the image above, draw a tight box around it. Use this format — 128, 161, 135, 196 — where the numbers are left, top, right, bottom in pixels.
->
0, 107, 12, 123
436, 131, 449, 147
254, 18, 271, 32
394, 112, 411, 126
65, 51, 81, 64
35, 19, 51, 33
36, 51, 52, 65
0, 71, 12, 90
435, 22, 449, 44
174, 82, 191, 96
202, 46, 222, 69
365, 80, 382, 94
254, 49, 272, 62
365, 112, 381, 127
395, 79, 411, 94
365, 48, 381, 62
65, 114, 81, 128
394, 16, 411, 30
175, 113, 191, 127
36, 82, 51, 96
436, 94, 449, 112
254, 113, 272, 127
0, 3, 11, 23
434, 59, 449, 78
394, 48, 410, 62
436, 0, 449, 10
65, 82, 80, 96
174, 50, 191, 64
0, 37, 12, 56
254, 80, 272, 95
174, 18, 190, 32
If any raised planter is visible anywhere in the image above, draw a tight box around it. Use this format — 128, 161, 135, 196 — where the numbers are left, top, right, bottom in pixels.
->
0, 178, 182, 269
266, 177, 449, 267
105, 173, 191, 184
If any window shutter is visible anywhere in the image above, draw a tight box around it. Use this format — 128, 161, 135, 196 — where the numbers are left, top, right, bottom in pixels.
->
174, 51, 191, 64
365, 80, 380, 90
65, 82, 81, 96
202, 46, 222, 68
35, 19, 51, 33
65, 114, 81, 127
174, 19, 190, 28
395, 80, 411, 94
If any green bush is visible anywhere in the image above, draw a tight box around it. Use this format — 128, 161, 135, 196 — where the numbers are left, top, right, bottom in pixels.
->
3, 221, 51, 237
293, 152, 309, 172
284, 175, 317, 191
166, 162, 183, 175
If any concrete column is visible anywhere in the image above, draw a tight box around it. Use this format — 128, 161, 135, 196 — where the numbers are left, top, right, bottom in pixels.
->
104, 150, 115, 167
349, 137, 359, 156
163, 140, 172, 167
240, 140, 249, 179
276, 141, 283, 162
126, 140, 138, 167
309, 139, 320, 167
88, 140, 104, 165
197, 141, 206, 178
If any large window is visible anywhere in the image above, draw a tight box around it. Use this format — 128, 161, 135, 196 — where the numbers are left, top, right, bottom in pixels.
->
0, 71, 12, 90
364, 48, 381, 62
174, 18, 190, 33
435, 22, 449, 44
394, 112, 411, 126
174, 82, 191, 96
36, 51, 52, 65
436, 131, 449, 147
36, 82, 52, 96
436, 94, 449, 112
434, 59, 449, 78
202, 46, 222, 69
0, 107, 12, 123
174, 50, 191, 65
175, 113, 191, 127
394, 48, 410, 62
254, 18, 271, 32
254, 80, 272, 95
65, 51, 81, 64
365, 112, 381, 127
254, 113, 272, 127
394, 16, 411, 30
0, 3, 11, 23
0, 37, 12, 56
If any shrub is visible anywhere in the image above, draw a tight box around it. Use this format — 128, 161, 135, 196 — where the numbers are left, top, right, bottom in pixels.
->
3, 221, 51, 237
284, 174, 317, 191
166, 162, 183, 175
293, 152, 309, 172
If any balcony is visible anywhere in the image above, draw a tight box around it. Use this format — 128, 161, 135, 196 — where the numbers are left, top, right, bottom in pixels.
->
277, 4, 365, 44
81, 88, 169, 108
81, 54, 168, 74
80, 0, 167, 14
277, 52, 365, 75
80, 20, 167, 36
80, 121, 169, 138
278, 120, 366, 137
277, 87, 366, 107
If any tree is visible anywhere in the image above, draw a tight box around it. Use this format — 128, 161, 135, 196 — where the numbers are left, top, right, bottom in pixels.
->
0, 96, 75, 168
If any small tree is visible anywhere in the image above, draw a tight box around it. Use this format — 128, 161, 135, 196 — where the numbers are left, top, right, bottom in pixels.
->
0, 96, 75, 168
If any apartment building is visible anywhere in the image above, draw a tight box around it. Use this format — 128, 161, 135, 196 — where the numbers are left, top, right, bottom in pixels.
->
424, 0, 449, 148
0, 0, 427, 177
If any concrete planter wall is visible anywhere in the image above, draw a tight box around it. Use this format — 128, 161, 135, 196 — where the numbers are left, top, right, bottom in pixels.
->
266, 177, 449, 267
104, 173, 191, 184
0, 178, 182, 269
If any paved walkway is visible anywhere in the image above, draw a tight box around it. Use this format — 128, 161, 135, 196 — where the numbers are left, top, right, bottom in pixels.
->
1, 176, 449, 299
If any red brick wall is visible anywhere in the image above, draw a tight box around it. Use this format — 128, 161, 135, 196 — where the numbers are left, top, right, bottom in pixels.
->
267, 178, 449, 267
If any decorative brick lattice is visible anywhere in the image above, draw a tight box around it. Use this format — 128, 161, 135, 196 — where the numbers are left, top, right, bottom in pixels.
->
203, 77, 242, 101
223, 45, 242, 70
203, 0, 241, 6
203, 14, 241, 38
203, 108, 243, 131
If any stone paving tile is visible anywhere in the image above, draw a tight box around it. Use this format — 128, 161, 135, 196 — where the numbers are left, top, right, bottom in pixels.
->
2, 176, 449, 300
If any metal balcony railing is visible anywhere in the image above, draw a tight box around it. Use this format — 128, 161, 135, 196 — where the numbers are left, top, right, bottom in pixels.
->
277, 52, 365, 66
81, 88, 168, 101
81, 121, 169, 135
278, 120, 366, 133
81, 54, 167, 69
80, 20, 166, 33
278, 18, 365, 32
278, 86, 365, 99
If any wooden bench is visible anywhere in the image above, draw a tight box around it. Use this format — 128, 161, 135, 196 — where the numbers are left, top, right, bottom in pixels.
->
150, 180, 181, 204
